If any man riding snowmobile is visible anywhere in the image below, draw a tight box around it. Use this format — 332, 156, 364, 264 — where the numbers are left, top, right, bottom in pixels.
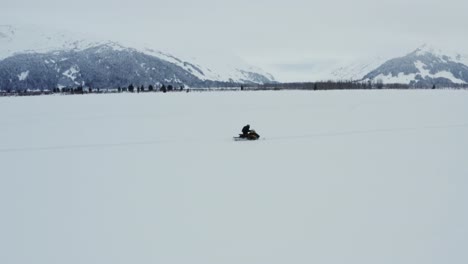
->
242, 124, 250, 136
238, 124, 260, 140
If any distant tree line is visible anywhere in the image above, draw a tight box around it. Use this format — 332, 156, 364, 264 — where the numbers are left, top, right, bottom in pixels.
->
242, 80, 468, 91
0, 83, 189, 97
2, 80, 468, 97
241, 81, 398, 91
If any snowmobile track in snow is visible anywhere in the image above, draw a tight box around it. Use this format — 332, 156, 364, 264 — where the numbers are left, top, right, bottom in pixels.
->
1, 122, 467, 153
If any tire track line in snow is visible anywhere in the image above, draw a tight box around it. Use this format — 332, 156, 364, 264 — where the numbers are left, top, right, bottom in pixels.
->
1, 123, 467, 153
0, 138, 192, 153
266, 122, 468, 141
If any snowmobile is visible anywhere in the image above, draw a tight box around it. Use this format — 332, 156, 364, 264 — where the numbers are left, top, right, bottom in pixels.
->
233, 130, 260, 141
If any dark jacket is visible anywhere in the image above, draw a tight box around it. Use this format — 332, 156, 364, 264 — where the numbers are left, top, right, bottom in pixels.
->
242, 125, 250, 135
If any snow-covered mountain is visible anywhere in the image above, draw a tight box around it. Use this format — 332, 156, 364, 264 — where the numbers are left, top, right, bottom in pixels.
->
363, 45, 468, 86
0, 25, 275, 90
0, 25, 103, 60
328, 56, 388, 81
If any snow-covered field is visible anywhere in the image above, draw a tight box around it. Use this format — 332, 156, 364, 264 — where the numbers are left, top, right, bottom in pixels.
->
1, 90, 467, 264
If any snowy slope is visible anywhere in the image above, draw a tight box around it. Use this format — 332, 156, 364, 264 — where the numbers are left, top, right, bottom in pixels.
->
1, 90, 467, 264
363, 45, 468, 86
0, 25, 275, 86
0, 25, 101, 59
328, 56, 388, 81
139, 47, 275, 83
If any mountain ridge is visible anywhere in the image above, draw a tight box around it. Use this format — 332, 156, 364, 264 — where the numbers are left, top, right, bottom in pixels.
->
0, 25, 275, 90
362, 45, 468, 86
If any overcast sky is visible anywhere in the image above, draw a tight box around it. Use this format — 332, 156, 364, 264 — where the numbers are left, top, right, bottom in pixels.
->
3, 0, 468, 81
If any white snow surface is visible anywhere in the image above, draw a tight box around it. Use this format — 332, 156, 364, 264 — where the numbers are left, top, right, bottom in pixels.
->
62, 65, 80, 81
17, 70, 29, 81
373, 72, 418, 84
1, 90, 468, 264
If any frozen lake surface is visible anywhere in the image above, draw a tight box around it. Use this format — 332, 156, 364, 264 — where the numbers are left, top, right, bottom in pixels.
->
1, 90, 467, 264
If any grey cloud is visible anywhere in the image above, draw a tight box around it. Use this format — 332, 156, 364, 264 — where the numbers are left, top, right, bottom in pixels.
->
2, 0, 468, 81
